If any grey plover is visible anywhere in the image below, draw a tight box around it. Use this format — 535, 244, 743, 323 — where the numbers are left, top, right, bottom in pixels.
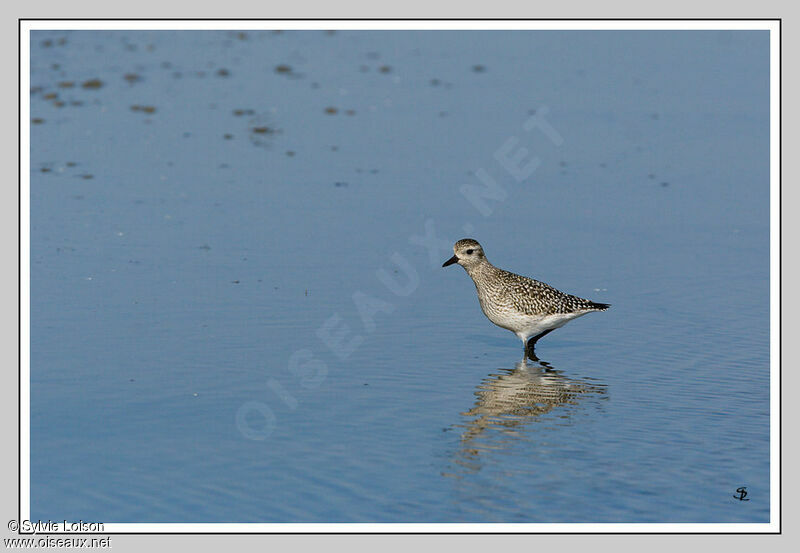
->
443, 239, 609, 359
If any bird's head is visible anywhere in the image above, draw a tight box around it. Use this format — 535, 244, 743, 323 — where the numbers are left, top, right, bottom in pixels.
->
442, 238, 485, 269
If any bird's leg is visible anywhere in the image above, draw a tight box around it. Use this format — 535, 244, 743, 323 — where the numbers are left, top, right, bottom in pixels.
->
526, 329, 554, 360
529, 328, 555, 344
524, 340, 539, 362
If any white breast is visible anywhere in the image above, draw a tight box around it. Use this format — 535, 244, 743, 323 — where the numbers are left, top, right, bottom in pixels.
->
479, 297, 587, 341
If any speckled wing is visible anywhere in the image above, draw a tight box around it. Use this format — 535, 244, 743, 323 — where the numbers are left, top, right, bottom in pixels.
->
498, 270, 609, 315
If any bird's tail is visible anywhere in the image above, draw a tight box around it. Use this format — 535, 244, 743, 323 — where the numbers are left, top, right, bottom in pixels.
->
589, 302, 610, 311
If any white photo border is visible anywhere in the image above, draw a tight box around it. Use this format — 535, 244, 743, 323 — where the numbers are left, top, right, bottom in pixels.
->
18, 18, 781, 535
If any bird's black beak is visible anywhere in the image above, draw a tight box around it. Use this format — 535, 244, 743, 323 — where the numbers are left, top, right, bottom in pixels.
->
442, 255, 459, 267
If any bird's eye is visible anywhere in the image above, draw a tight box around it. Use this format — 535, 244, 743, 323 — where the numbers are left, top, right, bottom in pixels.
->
466, 249, 474, 255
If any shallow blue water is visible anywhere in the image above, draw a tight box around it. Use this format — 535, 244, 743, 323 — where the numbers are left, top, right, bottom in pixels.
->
30, 29, 770, 523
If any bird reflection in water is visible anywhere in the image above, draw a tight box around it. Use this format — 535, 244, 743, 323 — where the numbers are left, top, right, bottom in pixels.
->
448, 357, 607, 475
